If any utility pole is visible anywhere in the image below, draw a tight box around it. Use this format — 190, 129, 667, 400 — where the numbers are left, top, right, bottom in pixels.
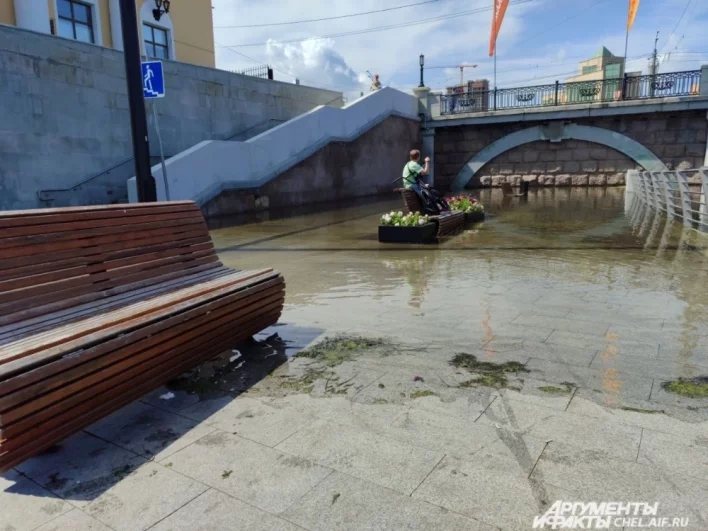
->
649, 31, 660, 98
119, 0, 156, 202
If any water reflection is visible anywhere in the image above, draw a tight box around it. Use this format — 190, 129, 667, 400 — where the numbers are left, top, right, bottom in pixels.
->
211, 187, 708, 385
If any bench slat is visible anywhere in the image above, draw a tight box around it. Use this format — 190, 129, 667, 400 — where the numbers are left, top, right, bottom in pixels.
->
0, 277, 284, 396
1, 216, 206, 251
0, 201, 196, 219
0, 269, 276, 364
0, 242, 215, 293
0, 201, 285, 472
0, 267, 229, 344
0, 263, 225, 328
0, 291, 285, 428
0, 255, 223, 319
0, 210, 204, 238
0, 234, 212, 277
0, 310, 279, 471
0, 247, 218, 303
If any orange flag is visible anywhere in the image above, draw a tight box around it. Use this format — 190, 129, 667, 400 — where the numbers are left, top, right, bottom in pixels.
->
489, 0, 510, 56
627, 0, 640, 30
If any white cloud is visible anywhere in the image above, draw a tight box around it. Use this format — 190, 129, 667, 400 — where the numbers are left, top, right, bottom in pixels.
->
212, 0, 708, 96
265, 38, 366, 92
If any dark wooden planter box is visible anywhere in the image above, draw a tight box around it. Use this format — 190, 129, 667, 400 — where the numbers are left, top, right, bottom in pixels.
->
379, 223, 437, 243
464, 211, 485, 223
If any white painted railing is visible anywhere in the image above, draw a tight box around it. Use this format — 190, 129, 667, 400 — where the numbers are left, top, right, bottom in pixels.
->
626, 168, 708, 233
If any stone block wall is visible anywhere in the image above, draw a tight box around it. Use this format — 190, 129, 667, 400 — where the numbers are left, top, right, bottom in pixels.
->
470, 139, 633, 188
434, 110, 707, 189
0, 24, 343, 210
202, 116, 420, 219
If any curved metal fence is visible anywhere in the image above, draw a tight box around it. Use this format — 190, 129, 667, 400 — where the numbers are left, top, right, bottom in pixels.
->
440, 70, 702, 115
627, 168, 708, 234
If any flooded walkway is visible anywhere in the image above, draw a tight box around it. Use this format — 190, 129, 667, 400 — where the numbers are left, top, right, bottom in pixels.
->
3, 188, 708, 531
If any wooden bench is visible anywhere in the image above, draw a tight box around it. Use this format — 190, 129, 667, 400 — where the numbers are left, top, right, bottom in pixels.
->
394, 188, 465, 237
0, 201, 285, 472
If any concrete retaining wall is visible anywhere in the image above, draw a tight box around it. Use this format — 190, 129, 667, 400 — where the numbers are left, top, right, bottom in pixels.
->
143, 87, 420, 206
0, 24, 343, 210
202, 115, 420, 219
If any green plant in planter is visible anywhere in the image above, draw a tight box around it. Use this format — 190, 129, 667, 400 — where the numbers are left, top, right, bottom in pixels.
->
380, 211, 430, 227
446, 194, 484, 214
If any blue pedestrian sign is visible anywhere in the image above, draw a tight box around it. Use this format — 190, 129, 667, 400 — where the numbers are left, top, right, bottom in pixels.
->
142, 61, 165, 98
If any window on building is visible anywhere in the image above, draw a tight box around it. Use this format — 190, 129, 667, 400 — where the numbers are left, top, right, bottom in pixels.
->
605, 63, 621, 79
57, 0, 94, 44
143, 24, 169, 59
581, 65, 598, 75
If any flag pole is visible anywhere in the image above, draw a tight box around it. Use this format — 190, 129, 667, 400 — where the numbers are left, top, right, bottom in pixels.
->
623, 26, 629, 75
494, 49, 497, 90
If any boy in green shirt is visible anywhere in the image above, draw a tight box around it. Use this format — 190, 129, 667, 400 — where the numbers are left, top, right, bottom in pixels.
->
402, 149, 430, 194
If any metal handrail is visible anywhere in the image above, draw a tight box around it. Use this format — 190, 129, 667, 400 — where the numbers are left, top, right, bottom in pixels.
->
37, 120, 283, 201
38, 156, 141, 200
440, 69, 702, 115
38, 94, 345, 202
224, 118, 286, 140
627, 168, 708, 234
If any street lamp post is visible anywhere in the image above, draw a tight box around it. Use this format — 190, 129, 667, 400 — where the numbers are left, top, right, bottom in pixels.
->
119, 0, 156, 202
419, 54, 425, 87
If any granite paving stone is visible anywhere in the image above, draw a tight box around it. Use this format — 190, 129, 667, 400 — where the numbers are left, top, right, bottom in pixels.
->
282, 471, 497, 531
163, 430, 332, 514
33, 509, 113, 531
0, 469, 71, 531
84, 401, 217, 461
275, 418, 445, 495
150, 489, 303, 531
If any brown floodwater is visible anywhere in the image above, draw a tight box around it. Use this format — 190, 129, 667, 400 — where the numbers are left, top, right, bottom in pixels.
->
207, 187, 708, 368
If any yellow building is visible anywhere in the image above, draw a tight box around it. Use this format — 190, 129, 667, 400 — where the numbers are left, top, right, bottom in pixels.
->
566, 47, 625, 84
0, 0, 215, 67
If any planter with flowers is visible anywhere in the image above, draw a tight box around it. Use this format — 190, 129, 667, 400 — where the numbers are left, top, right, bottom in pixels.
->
447, 194, 485, 223
379, 211, 437, 243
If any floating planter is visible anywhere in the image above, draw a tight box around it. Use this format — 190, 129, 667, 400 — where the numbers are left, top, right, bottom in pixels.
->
378, 211, 437, 243
446, 194, 485, 223
464, 211, 485, 223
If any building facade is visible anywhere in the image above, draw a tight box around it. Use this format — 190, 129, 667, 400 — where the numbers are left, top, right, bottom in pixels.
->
0, 0, 215, 67
566, 47, 626, 83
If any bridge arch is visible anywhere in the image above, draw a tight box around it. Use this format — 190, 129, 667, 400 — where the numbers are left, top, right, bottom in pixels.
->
450, 124, 668, 192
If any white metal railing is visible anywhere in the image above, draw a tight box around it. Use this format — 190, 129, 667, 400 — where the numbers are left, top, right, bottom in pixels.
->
626, 168, 708, 234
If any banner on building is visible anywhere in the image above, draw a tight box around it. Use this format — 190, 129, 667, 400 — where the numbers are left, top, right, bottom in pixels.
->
627, 0, 640, 30
489, 0, 510, 56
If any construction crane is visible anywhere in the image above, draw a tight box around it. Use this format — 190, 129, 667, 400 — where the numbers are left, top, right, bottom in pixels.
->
426, 64, 478, 87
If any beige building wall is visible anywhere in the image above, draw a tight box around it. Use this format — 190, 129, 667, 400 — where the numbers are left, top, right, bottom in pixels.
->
100, 0, 112, 48
168, 0, 215, 68
2, 0, 214, 67
0, 0, 15, 25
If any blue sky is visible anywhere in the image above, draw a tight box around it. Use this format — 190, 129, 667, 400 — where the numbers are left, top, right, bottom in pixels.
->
211, 0, 708, 97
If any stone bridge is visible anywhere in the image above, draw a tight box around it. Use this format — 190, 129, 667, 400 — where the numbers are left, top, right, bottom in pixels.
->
416, 88, 708, 192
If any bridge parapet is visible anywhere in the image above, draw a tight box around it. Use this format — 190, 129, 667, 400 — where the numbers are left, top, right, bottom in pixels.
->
418, 67, 708, 122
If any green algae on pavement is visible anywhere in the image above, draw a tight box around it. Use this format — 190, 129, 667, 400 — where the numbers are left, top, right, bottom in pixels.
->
294, 335, 390, 366
619, 406, 666, 414
449, 353, 529, 374
538, 384, 573, 394
278, 367, 332, 393
450, 353, 529, 388
410, 390, 437, 399
460, 374, 509, 389
661, 377, 708, 398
